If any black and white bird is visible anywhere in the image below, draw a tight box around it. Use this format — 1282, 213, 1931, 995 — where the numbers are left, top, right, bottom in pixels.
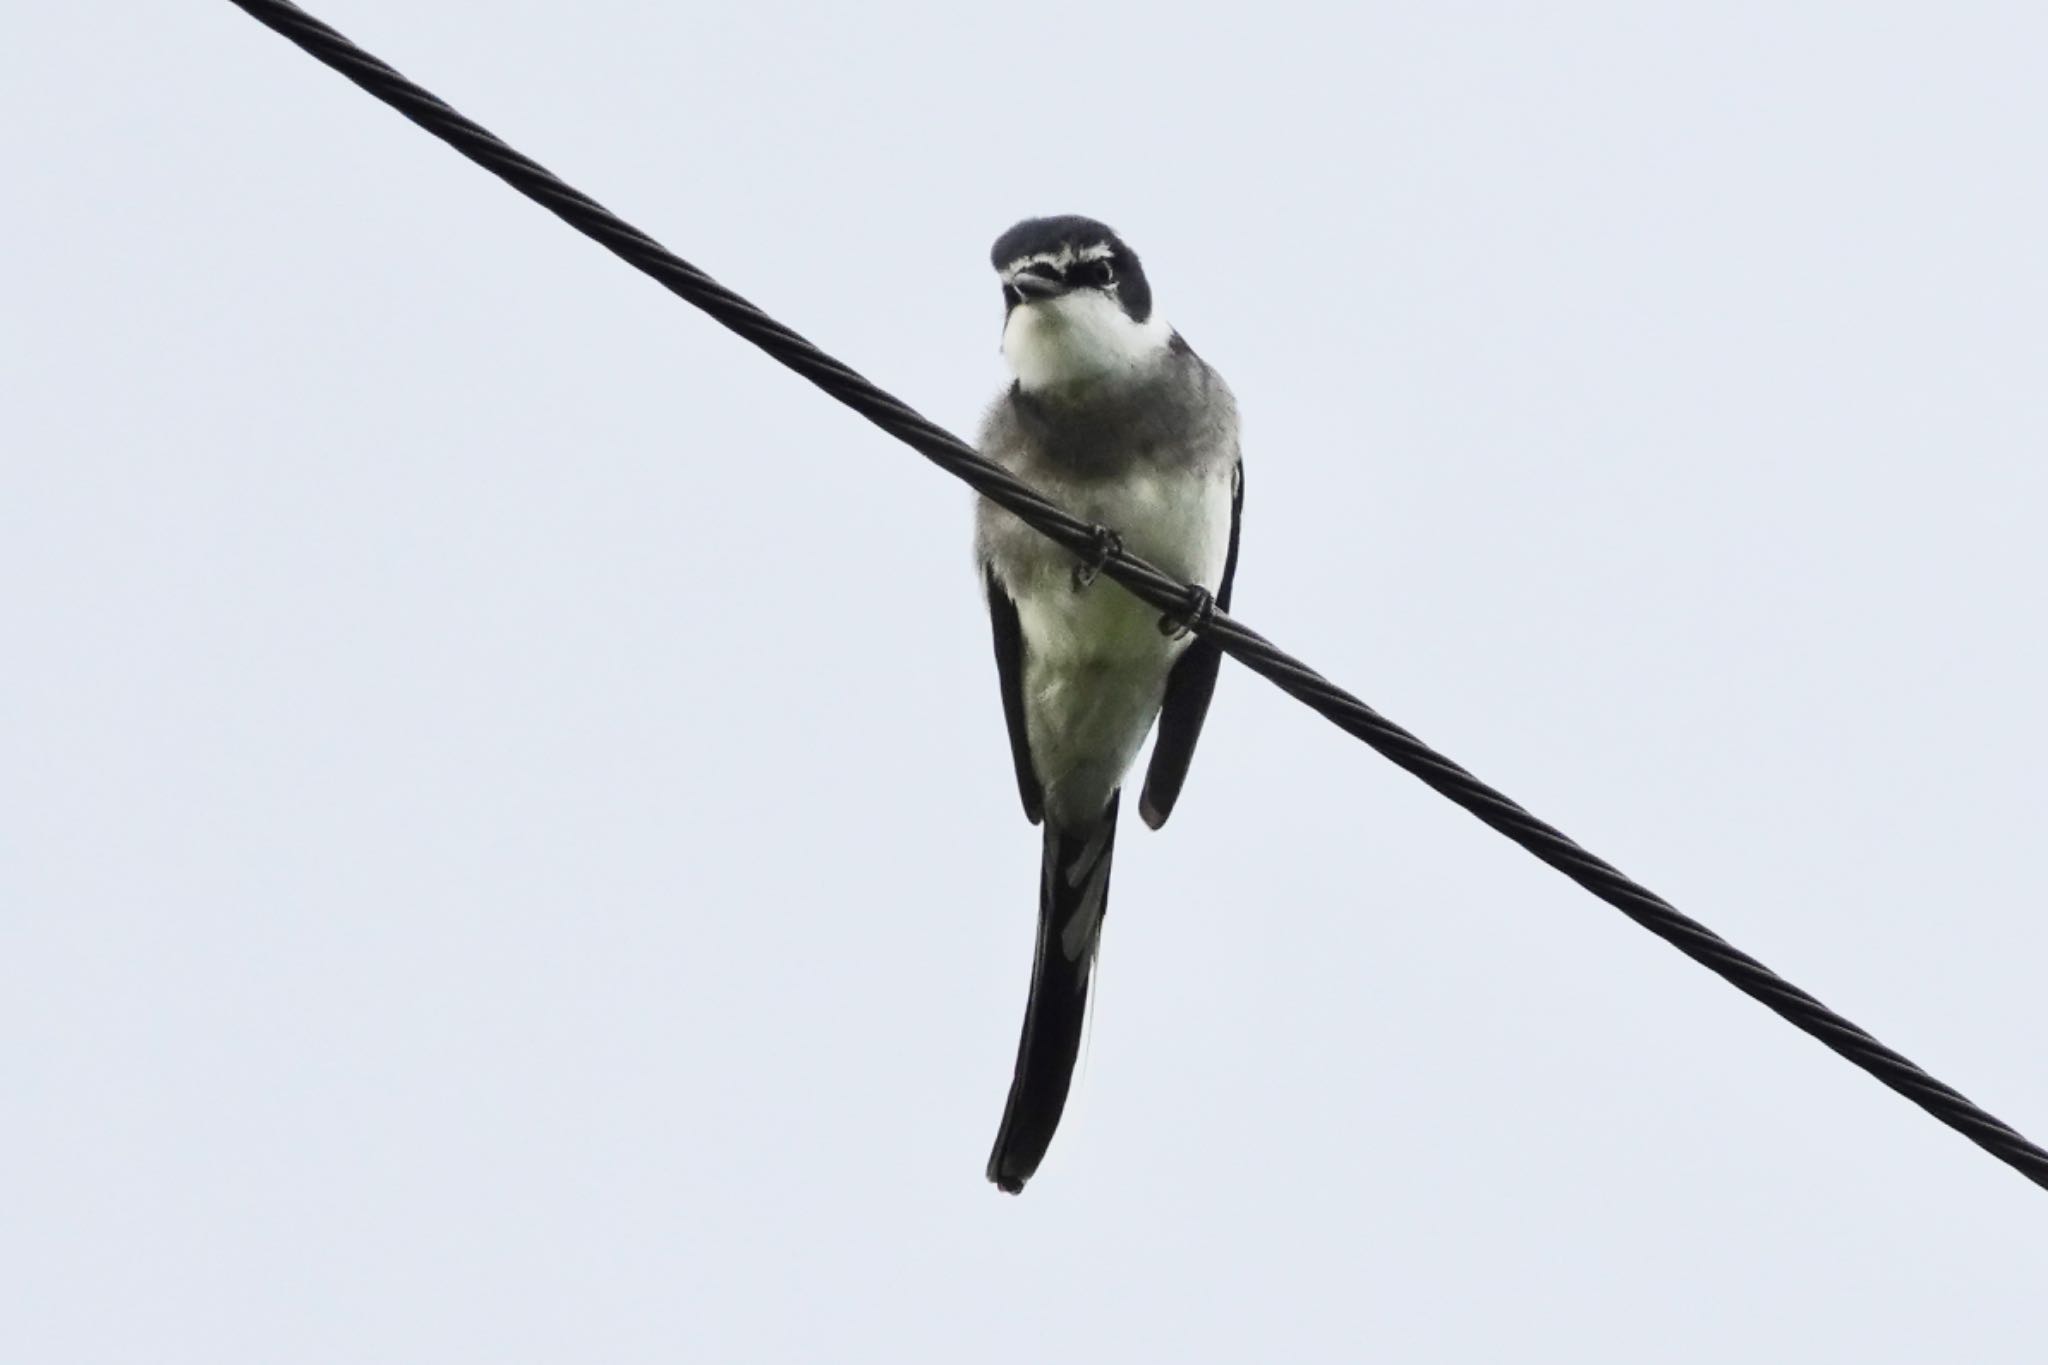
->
974, 215, 1244, 1193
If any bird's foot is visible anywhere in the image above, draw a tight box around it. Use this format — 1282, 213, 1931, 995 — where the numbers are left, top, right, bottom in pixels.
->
1157, 585, 1216, 640
1071, 526, 1124, 592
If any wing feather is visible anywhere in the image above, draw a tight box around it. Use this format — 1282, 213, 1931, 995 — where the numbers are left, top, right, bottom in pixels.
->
986, 564, 1044, 825
1138, 460, 1243, 830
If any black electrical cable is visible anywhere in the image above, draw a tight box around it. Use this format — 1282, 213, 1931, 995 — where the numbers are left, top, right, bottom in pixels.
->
225, 0, 2048, 1191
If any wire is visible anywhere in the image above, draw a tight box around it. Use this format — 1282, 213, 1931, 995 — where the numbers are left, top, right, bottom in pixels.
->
225, 0, 2048, 1193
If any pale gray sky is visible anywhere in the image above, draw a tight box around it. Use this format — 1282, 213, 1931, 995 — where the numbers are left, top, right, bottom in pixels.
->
5, 3, 2047, 1360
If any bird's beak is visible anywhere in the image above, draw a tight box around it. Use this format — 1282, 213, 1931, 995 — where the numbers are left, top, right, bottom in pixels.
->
1008, 269, 1066, 301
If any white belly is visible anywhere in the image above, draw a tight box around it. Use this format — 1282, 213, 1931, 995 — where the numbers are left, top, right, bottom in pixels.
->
989, 462, 1235, 826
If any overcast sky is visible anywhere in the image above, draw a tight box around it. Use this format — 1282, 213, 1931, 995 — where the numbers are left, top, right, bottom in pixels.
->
6, 3, 2047, 1360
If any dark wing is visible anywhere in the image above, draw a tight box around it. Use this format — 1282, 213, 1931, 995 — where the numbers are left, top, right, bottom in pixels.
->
985, 563, 1044, 825
1138, 459, 1243, 831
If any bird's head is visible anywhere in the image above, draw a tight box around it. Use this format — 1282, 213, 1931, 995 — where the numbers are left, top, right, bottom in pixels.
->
991, 215, 1173, 393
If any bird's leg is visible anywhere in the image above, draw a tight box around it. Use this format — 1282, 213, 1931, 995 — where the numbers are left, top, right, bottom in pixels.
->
1157, 584, 1216, 640
1071, 525, 1124, 592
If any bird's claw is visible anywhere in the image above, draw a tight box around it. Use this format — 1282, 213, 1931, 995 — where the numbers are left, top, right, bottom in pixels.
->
1158, 585, 1215, 639
1071, 526, 1123, 592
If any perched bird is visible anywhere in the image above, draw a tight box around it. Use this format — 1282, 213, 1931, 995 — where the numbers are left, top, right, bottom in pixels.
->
974, 215, 1244, 1193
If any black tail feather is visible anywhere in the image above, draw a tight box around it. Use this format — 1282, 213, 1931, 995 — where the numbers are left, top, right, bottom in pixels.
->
987, 793, 1121, 1194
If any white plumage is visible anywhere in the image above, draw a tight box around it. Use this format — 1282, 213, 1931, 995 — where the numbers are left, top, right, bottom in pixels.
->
977, 276, 1237, 827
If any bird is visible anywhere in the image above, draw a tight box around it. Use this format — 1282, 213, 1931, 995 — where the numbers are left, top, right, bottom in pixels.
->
973, 215, 1244, 1193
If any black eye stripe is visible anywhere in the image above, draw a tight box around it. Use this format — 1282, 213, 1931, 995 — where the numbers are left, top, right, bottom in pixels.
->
1072, 258, 1115, 287
1001, 254, 1117, 292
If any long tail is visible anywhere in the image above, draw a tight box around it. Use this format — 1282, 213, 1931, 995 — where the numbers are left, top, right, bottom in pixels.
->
987, 792, 1121, 1194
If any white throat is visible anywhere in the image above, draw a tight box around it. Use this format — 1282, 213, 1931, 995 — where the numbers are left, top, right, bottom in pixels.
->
1002, 292, 1174, 392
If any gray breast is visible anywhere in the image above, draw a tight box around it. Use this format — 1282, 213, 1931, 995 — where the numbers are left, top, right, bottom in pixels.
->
974, 347, 1238, 599
980, 347, 1238, 487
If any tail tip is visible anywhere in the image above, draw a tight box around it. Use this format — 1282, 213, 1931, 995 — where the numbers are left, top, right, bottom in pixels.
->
987, 1155, 1031, 1195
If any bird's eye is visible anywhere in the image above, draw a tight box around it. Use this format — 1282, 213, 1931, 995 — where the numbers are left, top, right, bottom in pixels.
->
1075, 259, 1115, 288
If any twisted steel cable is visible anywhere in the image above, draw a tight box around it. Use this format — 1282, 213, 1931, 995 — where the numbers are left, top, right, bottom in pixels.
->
226, 0, 2048, 1191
